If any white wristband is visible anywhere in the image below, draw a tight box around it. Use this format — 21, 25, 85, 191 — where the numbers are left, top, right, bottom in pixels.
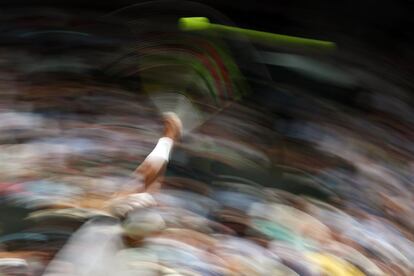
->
147, 137, 174, 162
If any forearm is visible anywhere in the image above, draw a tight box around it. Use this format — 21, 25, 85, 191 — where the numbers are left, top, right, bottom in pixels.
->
132, 112, 182, 192
134, 137, 173, 190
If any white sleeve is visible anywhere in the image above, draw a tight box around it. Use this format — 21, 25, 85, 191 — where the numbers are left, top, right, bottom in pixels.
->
43, 219, 124, 276
146, 137, 174, 162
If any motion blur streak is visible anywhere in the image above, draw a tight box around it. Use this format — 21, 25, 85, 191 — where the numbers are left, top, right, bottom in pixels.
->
0, 1, 413, 275
179, 17, 336, 50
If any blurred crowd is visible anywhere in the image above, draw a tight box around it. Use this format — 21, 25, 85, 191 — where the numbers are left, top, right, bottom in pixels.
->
0, 68, 413, 275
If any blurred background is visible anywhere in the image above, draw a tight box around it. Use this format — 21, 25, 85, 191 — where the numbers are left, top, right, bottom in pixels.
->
0, 0, 413, 275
